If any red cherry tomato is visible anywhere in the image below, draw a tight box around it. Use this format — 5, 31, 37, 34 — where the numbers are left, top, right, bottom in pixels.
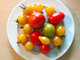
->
49, 12, 65, 25
29, 12, 45, 29
40, 44, 50, 54
30, 31, 42, 46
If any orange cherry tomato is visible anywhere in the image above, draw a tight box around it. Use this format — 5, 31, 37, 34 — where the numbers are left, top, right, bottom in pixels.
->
23, 5, 33, 15
52, 36, 62, 46
33, 3, 43, 12
17, 33, 28, 44
45, 6, 55, 16
56, 25, 66, 36
25, 41, 34, 51
23, 24, 33, 34
17, 14, 27, 25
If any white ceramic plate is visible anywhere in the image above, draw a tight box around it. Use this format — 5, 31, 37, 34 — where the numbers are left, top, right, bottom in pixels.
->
7, 0, 75, 60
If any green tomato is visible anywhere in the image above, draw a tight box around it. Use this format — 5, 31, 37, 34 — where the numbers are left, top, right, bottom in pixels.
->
43, 23, 55, 38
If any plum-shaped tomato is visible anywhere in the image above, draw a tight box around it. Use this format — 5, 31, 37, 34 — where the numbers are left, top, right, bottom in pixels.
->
49, 12, 65, 25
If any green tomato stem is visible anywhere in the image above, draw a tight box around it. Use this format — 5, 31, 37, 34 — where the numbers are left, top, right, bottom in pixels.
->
57, 46, 61, 49
17, 41, 21, 45
41, 11, 44, 14
20, 6, 25, 10
16, 19, 18, 23
61, 35, 65, 38
18, 25, 23, 29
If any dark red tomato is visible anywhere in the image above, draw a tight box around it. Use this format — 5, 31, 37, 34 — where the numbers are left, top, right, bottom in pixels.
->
49, 12, 65, 25
29, 12, 45, 29
40, 44, 50, 54
30, 31, 42, 46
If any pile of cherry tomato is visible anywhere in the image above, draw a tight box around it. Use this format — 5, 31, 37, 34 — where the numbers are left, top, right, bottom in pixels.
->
17, 3, 66, 54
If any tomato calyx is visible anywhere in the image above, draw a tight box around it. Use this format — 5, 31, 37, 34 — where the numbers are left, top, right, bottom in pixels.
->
61, 35, 65, 38
17, 41, 21, 45
41, 11, 44, 14
18, 25, 23, 29
39, 48, 41, 50
32, 29, 34, 32
41, 21, 43, 25
57, 46, 61, 49
20, 4, 26, 10
16, 19, 19, 23
47, 19, 50, 23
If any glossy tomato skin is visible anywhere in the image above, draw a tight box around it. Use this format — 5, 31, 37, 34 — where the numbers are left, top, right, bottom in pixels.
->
43, 23, 55, 38
45, 6, 55, 16
25, 41, 34, 51
49, 12, 65, 25
33, 3, 43, 12
52, 36, 62, 46
23, 5, 33, 15
17, 14, 27, 25
23, 24, 33, 34
17, 33, 28, 44
40, 44, 50, 54
39, 36, 50, 45
29, 12, 45, 29
30, 31, 42, 46
56, 25, 66, 36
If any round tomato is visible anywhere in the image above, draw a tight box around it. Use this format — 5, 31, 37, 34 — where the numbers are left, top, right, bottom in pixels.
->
52, 36, 62, 46
30, 31, 42, 46
43, 23, 55, 38
17, 14, 27, 25
23, 5, 33, 15
23, 24, 33, 34
25, 41, 34, 51
56, 25, 66, 36
49, 12, 65, 25
29, 12, 45, 29
40, 44, 50, 54
45, 6, 55, 16
17, 33, 28, 44
33, 3, 43, 12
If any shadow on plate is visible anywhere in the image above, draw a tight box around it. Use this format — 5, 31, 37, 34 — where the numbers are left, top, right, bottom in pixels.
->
42, 11, 73, 59
58, 5, 80, 60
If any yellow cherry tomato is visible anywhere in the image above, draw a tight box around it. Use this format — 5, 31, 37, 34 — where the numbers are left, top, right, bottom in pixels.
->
39, 36, 50, 45
17, 33, 28, 44
33, 3, 43, 12
52, 36, 62, 46
23, 24, 33, 34
56, 25, 66, 36
23, 5, 33, 15
25, 41, 34, 51
17, 14, 27, 25
45, 6, 55, 16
